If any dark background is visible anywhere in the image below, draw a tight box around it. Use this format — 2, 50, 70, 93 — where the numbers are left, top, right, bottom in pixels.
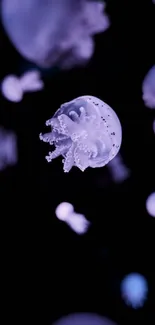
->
0, 1, 155, 325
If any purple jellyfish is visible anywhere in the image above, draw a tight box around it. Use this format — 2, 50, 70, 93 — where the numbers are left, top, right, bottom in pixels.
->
53, 313, 118, 325
142, 65, 155, 109
40, 95, 122, 172
1, 0, 110, 69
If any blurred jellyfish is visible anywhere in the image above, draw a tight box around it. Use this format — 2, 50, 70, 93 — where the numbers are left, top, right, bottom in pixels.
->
121, 273, 148, 309
153, 120, 155, 133
1, 0, 110, 69
55, 202, 74, 221
108, 153, 131, 183
55, 202, 90, 235
40, 95, 122, 172
146, 192, 155, 217
142, 66, 155, 109
1, 70, 44, 102
53, 313, 118, 325
0, 127, 18, 171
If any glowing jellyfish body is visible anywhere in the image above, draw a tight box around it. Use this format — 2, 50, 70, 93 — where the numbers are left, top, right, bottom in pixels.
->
142, 66, 155, 109
146, 192, 155, 217
40, 96, 122, 172
121, 273, 148, 309
0, 128, 18, 171
53, 313, 118, 325
1, 70, 44, 102
1, 0, 110, 69
55, 202, 74, 221
108, 153, 130, 183
55, 202, 90, 235
153, 120, 155, 133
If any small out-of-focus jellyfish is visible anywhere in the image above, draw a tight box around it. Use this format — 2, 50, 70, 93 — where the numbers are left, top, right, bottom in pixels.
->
153, 120, 155, 133
121, 273, 148, 309
1, 70, 44, 102
55, 202, 74, 221
0, 127, 18, 171
146, 192, 155, 217
1, 0, 110, 69
142, 66, 155, 109
40, 95, 122, 172
53, 313, 118, 325
55, 202, 90, 235
108, 153, 131, 183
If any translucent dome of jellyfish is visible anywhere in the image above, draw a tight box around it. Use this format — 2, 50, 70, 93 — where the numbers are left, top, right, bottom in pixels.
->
40, 96, 122, 173
53, 313, 118, 325
121, 273, 148, 309
1, 0, 110, 69
146, 192, 155, 217
142, 65, 155, 109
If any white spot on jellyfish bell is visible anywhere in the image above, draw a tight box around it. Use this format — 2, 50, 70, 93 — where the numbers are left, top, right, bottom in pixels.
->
53, 313, 118, 325
121, 273, 148, 309
40, 95, 122, 172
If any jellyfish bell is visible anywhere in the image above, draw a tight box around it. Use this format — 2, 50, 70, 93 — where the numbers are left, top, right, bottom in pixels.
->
53, 313, 118, 325
55, 202, 74, 221
1, 75, 23, 102
121, 273, 148, 309
40, 95, 122, 172
146, 192, 155, 217
142, 66, 155, 109
1, 0, 110, 69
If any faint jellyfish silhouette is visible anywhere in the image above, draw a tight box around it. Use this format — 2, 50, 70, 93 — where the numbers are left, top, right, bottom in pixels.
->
121, 273, 148, 309
0, 127, 18, 171
40, 95, 122, 172
1, 70, 44, 102
153, 120, 155, 133
55, 202, 90, 235
146, 192, 155, 217
1, 0, 110, 69
142, 65, 155, 109
108, 153, 131, 183
53, 313, 118, 325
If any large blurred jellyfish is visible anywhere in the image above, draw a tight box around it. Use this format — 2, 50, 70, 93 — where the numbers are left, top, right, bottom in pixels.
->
0, 128, 18, 171
40, 95, 122, 172
146, 192, 155, 217
121, 273, 148, 309
142, 66, 155, 109
55, 202, 90, 235
1, 0, 110, 69
53, 313, 118, 325
1, 70, 44, 102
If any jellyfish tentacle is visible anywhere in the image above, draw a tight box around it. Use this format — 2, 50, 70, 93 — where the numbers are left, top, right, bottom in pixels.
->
63, 143, 75, 173
69, 111, 79, 121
